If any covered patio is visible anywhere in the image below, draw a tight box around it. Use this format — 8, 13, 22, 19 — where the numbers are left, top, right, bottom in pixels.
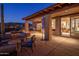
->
0, 3, 79, 56
21, 31, 79, 56
23, 3, 79, 40
21, 3, 79, 56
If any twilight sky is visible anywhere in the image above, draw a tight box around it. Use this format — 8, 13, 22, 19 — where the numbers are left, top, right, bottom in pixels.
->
4, 3, 53, 23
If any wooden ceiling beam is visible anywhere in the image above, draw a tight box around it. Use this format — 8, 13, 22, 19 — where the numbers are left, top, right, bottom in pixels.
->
23, 3, 75, 20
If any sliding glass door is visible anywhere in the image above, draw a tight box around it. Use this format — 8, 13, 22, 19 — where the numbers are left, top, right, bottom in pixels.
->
61, 17, 70, 36
52, 19, 56, 30
71, 16, 79, 36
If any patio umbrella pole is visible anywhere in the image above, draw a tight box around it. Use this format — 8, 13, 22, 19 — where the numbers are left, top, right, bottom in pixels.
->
1, 4, 5, 37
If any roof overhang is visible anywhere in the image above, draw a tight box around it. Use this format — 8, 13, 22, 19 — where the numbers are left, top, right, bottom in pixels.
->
22, 3, 79, 20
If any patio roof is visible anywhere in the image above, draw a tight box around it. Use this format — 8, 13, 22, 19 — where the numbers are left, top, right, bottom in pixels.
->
22, 3, 78, 20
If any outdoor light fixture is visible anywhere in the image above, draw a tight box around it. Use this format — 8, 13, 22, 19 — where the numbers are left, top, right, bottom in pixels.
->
64, 10, 68, 13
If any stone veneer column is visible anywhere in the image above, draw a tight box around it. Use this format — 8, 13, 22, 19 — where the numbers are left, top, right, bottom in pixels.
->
55, 17, 61, 36
44, 14, 52, 40
25, 21, 29, 32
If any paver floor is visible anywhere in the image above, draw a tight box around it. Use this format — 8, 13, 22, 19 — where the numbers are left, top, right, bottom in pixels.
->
21, 32, 79, 56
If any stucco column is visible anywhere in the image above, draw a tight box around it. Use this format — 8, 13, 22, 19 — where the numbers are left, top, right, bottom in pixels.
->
25, 21, 29, 32
44, 14, 52, 40
55, 17, 61, 36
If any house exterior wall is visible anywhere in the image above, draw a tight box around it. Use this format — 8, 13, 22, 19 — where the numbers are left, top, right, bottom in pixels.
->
32, 17, 42, 23
52, 14, 79, 39
24, 4, 79, 39
32, 17, 42, 32
55, 17, 61, 36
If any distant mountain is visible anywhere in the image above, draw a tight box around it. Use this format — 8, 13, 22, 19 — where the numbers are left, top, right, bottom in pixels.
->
0, 22, 24, 26
0, 22, 23, 24
0, 22, 24, 33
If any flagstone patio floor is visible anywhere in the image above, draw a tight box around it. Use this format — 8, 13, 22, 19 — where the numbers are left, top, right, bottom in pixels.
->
21, 32, 79, 56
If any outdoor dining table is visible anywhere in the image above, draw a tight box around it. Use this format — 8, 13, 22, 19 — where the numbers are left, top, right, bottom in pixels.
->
0, 32, 32, 55
9, 32, 31, 55
10, 32, 31, 46
6, 32, 32, 55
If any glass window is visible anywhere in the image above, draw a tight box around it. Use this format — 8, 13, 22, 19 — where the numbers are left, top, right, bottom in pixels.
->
61, 17, 70, 36
75, 19, 79, 32
36, 23, 42, 32
71, 19, 75, 33
52, 19, 55, 31
71, 17, 79, 34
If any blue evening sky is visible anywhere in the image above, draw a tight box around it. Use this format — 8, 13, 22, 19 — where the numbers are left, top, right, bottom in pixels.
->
4, 3, 53, 23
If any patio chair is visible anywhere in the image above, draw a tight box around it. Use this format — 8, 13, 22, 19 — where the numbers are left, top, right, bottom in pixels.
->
21, 35, 36, 54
